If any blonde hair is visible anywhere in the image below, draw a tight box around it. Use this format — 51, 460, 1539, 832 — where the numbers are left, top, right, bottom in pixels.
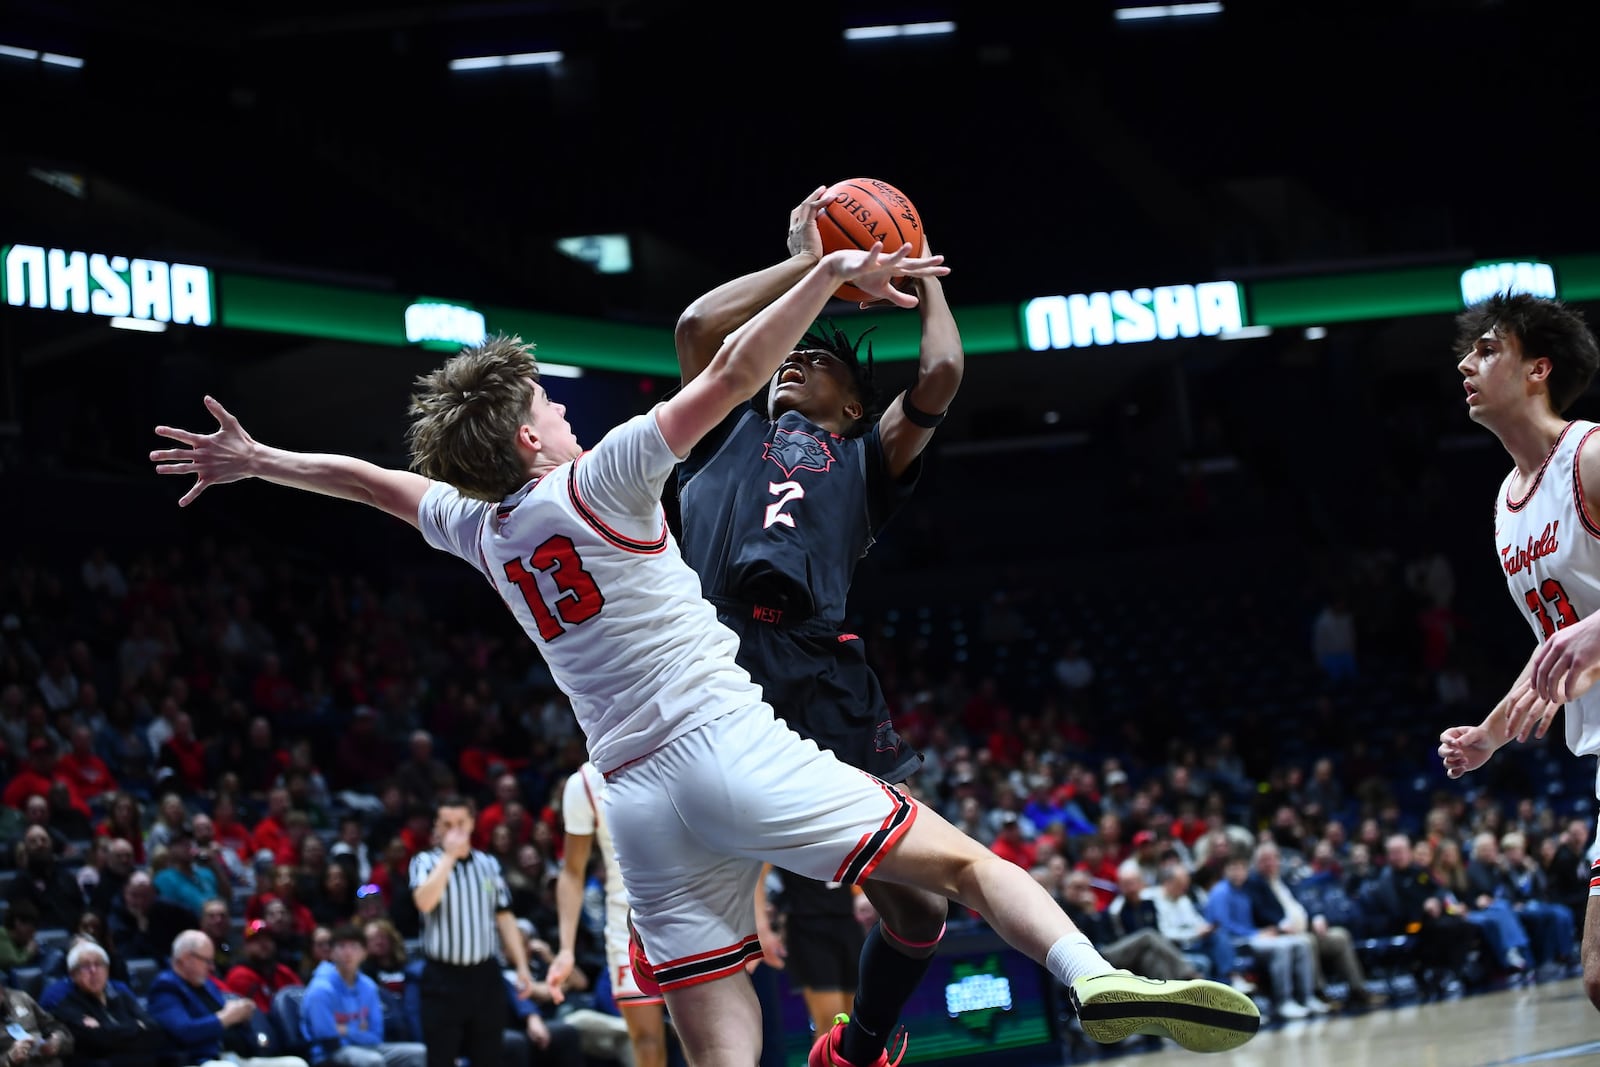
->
407, 334, 540, 502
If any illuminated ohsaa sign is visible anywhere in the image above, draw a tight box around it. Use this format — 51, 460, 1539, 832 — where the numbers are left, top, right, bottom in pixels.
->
2, 243, 213, 325
1023, 281, 1243, 350
405, 301, 486, 347
1460, 261, 1557, 306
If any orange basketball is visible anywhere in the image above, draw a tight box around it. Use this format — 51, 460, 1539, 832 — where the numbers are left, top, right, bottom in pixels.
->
817, 178, 925, 302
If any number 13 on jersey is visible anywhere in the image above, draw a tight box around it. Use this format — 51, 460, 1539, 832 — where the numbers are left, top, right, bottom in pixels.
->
504, 535, 606, 640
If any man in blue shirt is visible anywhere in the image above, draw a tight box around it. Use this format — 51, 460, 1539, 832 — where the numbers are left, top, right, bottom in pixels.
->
301, 926, 425, 1067
153, 832, 219, 916
147, 929, 307, 1067
1204, 854, 1319, 1021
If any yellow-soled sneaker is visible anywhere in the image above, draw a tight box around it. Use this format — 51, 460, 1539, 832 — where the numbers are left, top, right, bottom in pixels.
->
1070, 970, 1261, 1053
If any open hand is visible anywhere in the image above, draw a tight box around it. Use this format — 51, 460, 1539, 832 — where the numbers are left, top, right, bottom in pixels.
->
1503, 676, 1565, 743
825, 243, 947, 309
151, 396, 258, 507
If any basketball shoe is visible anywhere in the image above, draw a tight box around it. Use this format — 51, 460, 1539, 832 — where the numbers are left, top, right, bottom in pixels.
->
1070, 971, 1261, 1053
808, 1014, 907, 1067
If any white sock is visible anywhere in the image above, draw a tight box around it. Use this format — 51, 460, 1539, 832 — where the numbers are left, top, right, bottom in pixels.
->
1045, 934, 1116, 986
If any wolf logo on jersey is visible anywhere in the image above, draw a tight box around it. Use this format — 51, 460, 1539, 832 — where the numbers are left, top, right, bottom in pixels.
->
764, 427, 836, 477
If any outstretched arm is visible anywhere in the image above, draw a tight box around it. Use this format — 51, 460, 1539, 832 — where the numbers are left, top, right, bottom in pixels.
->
655, 243, 948, 460
878, 237, 964, 478
674, 186, 831, 387
151, 396, 431, 528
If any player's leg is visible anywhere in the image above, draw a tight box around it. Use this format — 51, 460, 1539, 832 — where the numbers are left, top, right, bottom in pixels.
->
619, 1002, 668, 1067
662, 977, 763, 1067
823, 880, 945, 1067
1583, 861, 1600, 1011
867, 803, 1259, 1052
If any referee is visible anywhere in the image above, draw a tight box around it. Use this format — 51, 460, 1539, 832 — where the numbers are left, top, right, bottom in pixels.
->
411, 794, 535, 1067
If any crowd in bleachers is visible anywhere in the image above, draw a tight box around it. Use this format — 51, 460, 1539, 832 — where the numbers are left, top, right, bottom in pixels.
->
2, 487, 1597, 1065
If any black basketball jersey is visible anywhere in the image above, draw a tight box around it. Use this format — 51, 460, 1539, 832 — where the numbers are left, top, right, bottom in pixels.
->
676, 404, 919, 623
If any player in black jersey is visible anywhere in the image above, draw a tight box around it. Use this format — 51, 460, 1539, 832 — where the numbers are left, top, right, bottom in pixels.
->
674, 186, 964, 1067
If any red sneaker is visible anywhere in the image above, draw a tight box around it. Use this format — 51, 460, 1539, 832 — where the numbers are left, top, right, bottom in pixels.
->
808, 1014, 907, 1067
626, 914, 661, 997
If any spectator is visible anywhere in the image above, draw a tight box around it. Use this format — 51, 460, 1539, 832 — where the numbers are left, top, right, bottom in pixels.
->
250, 788, 294, 865
89, 838, 137, 916
0, 975, 72, 1067
224, 920, 303, 1014
95, 795, 147, 867
4, 738, 88, 816
145, 794, 190, 856
47, 939, 172, 1067
392, 732, 452, 809
108, 872, 195, 964
0, 900, 41, 970
329, 816, 373, 886
37, 913, 131, 988
989, 812, 1037, 869
56, 725, 118, 807
300, 924, 426, 1067
210, 793, 255, 866
1366, 834, 1483, 997
199, 898, 242, 973
21, 794, 74, 859
472, 775, 527, 851
333, 709, 393, 794
1052, 639, 1096, 696
194, 812, 253, 893
157, 713, 208, 796
310, 865, 357, 928
81, 547, 130, 602
248, 867, 316, 938
8, 824, 88, 930
147, 930, 307, 1067
1058, 870, 1197, 981
153, 830, 221, 915
298, 925, 334, 984
1498, 832, 1577, 975
1205, 852, 1320, 1020
1150, 863, 1253, 992
1247, 841, 1376, 1008
359, 920, 409, 999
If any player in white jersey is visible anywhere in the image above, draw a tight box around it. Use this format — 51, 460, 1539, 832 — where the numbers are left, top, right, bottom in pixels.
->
1437, 291, 1600, 1012
549, 762, 668, 1067
150, 240, 1258, 1064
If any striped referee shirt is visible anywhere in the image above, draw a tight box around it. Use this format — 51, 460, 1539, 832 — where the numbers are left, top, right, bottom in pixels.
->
409, 847, 512, 965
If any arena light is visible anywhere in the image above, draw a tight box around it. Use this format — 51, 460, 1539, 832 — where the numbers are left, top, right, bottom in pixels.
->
1217, 324, 1272, 341
843, 21, 957, 41
1114, 3, 1223, 21
0, 44, 39, 61
40, 51, 84, 68
537, 363, 583, 379
448, 50, 562, 71
110, 317, 167, 333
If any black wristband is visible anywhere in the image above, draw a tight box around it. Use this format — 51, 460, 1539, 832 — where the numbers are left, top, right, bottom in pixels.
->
901, 393, 946, 429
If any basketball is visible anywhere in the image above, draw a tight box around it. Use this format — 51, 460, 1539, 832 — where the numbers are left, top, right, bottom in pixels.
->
818, 178, 925, 302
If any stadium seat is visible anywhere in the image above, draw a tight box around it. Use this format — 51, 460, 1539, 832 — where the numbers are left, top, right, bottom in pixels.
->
271, 985, 310, 1057
10, 967, 44, 997
125, 957, 160, 995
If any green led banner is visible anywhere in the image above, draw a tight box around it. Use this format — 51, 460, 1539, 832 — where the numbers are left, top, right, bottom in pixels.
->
14, 233, 1600, 364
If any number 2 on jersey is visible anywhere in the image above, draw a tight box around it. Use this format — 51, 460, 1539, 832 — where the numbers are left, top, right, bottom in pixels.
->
1525, 577, 1579, 638
504, 535, 604, 640
765, 480, 805, 529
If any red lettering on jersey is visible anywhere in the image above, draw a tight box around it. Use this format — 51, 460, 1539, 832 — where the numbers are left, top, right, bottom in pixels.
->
1502, 520, 1560, 576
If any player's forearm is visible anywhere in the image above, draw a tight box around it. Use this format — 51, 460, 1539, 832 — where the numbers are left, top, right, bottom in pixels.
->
714, 257, 855, 397
252, 446, 408, 507
554, 867, 584, 956
1480, 651, 1542, 747
676, 254, 819, 382
910, 276, 964, 411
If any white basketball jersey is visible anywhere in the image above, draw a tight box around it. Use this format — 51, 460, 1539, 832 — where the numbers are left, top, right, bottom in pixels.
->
560, 763, 628, 923
419, 409, 770, 773
1494, 419, 1600, 758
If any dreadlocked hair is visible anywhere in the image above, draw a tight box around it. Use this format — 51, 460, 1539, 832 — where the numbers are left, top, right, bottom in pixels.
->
793, 321, 881, 436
